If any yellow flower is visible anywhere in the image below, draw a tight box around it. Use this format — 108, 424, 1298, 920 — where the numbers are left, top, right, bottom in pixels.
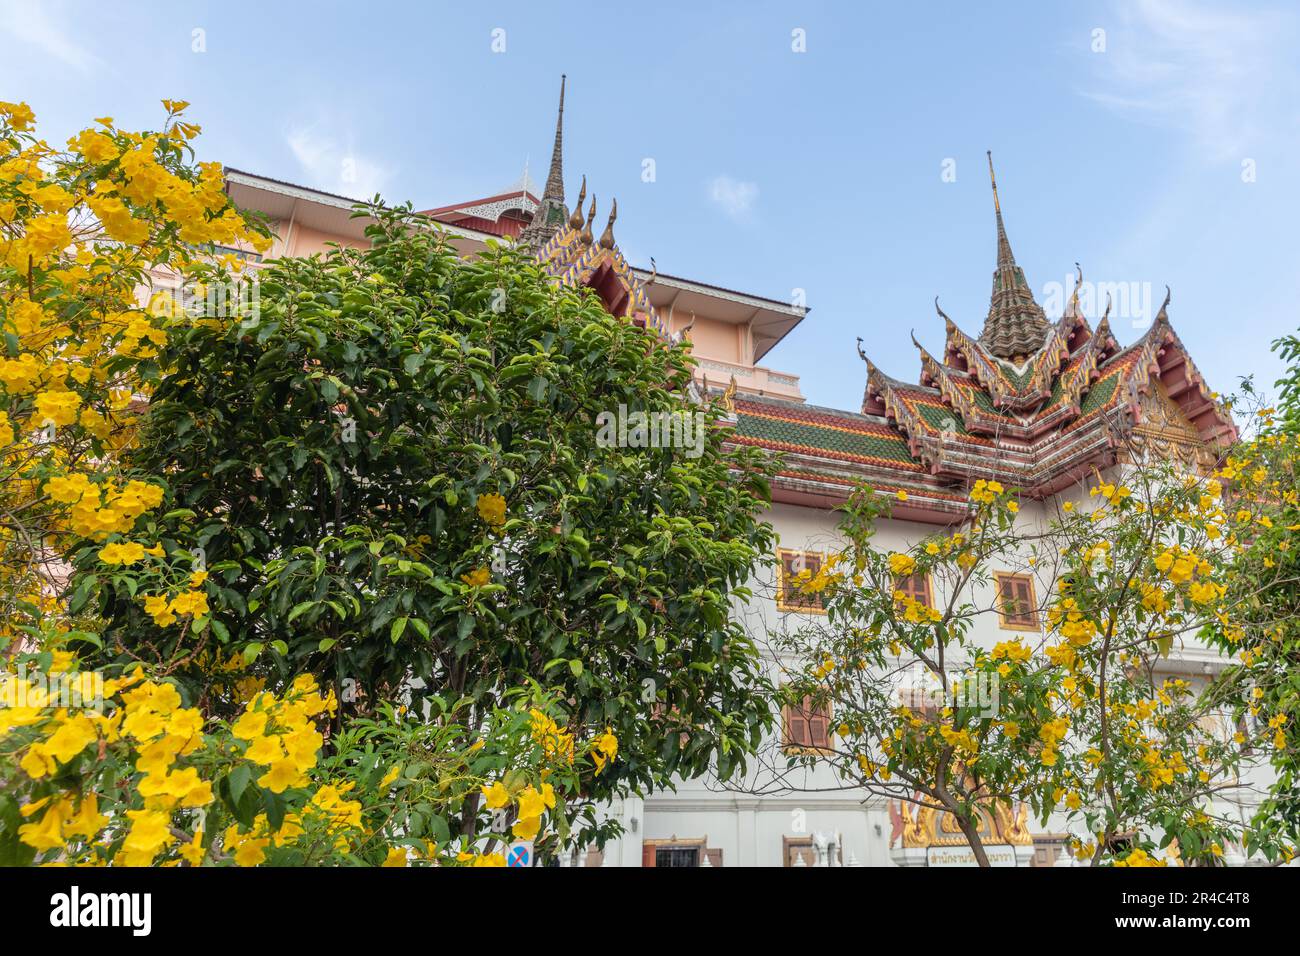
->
592, 728, 619, 773
481, 781, 510, 810
231, 709, 269, 741
461, 566, 491, 587
18, 800, 74, 852
258, 758, 305, 794
888, 553, 916, 577
43, 715, 98, 764
121, 809, 175, 865
512, 814, 542, 841
1, 100, 36, 130
382, 847, 408, 867
244, 734, 284, 765
98, 540, 147, 565
476, 492, 507, 528
143, 594, 177, 627
517, 786, 547, 820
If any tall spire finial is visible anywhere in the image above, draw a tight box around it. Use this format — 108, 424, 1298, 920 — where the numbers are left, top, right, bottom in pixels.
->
987, 150, 1000, 214
542, 74, 566, 202
518, 75, 570, 249
977, 152, 1050, 360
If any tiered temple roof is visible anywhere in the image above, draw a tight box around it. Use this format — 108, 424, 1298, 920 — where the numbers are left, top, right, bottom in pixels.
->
725, 157, 1237, 522
440, 81, 1235, 526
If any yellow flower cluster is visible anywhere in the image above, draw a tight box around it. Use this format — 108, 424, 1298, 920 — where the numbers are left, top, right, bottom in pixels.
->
42, 474, 165, 540
140, 566, 210, 627
895, 593, 940, 624
592, 727, 619, 774
481, 779, 557, 842
969, 478, 1004, 505
230, 675, 336, 795
9, 668, 214, 864
1090, 481, 1132, 506
1047, 596, 1098, 647
1038, 715, 1070, 767
529, 707, 576, 765
1113, 847, 1168, 867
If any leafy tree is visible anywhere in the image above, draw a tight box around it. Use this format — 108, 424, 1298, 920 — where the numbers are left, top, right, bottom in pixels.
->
759, 450, 1290, 866
86, 204, 778, 833
1214, 356, 1300, 855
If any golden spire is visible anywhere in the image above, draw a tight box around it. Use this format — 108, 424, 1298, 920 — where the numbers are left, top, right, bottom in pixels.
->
568, 175, 586, 230
987, 150, 1000, 214
598, 197, 617, 249
580, 195, 596, 244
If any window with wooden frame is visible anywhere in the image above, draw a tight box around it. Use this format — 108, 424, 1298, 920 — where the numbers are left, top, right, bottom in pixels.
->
893, 571, 933, 608
994, 572, 1039, 631
782, 694, 833, 753
776, 548, 826, 613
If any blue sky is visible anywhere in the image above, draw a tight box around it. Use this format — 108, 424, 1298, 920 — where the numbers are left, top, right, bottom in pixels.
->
3, 0, 1298, 412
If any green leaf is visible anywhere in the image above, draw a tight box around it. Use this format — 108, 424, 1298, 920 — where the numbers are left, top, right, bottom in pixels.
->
287, 600, 315, 623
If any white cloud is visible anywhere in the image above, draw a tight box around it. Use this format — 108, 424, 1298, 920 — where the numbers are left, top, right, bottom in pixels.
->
708, 175, 759, 220
0, 0, 99, 73
1081, 0, 1300, 160
286, 124, 393, 200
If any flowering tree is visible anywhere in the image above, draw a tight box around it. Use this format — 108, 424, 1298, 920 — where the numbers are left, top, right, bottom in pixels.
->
0, 102, 625, 866
763, 438, 1292, 866
1212, 358, 1300, 857
0, 99, 269, 640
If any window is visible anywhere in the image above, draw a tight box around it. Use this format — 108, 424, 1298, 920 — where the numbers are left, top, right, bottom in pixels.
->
994, 572, 1039, 631
656, 846, 699, 868
776, 549, 826, 613
640, 840, 721, 868
783, 695, 832, 752
894, 571, 933, 608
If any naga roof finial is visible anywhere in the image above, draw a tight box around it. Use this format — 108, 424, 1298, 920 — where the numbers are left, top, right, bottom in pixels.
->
1066, 262, 1084, 318
568, 175, 586, 230
1156, 285, 1171, 322
598, 197, 618, 249
580, 195, 596, 245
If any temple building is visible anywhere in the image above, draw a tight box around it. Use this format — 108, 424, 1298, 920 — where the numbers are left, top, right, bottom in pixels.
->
221, 79, 1246, 867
